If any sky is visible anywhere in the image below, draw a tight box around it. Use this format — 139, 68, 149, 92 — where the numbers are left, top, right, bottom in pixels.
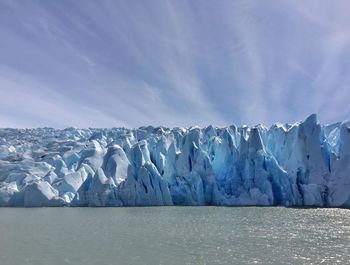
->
0, 0, 350, 128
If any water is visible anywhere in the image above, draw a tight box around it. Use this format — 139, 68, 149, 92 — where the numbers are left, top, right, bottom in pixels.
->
0, 207, 349, 265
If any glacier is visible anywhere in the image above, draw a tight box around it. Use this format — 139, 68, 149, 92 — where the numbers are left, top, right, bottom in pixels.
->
0, 114, 349, 207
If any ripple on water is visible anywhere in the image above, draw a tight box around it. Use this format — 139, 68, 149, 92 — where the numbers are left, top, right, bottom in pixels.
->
0, 207, 349, 265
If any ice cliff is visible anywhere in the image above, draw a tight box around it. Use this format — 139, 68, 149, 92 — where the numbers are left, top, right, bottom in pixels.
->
0, 114, 349, 207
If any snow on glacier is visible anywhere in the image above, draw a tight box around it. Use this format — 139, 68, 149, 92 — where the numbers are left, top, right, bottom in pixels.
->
0, 114, 349, 207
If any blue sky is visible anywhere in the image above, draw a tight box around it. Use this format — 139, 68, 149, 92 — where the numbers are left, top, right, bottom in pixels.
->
0, 0, 350, 128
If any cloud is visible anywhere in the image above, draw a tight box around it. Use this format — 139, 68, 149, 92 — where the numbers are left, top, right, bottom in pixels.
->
0, 0, 349, 128
0, 68, 128, 128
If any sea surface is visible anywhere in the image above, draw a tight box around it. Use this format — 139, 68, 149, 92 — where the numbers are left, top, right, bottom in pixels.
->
0, 207, 349, 265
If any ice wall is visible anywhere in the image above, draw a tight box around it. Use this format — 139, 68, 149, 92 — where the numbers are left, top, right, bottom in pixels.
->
0, 114, 349, 207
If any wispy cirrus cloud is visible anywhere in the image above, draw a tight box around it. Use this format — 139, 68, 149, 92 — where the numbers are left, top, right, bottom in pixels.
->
0, 0, 349, 128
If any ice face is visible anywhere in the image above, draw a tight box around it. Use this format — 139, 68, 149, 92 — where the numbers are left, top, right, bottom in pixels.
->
0, 114, 349, 207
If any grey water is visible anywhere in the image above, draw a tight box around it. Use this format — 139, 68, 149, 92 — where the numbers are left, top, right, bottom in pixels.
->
0, 207, 349, 265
